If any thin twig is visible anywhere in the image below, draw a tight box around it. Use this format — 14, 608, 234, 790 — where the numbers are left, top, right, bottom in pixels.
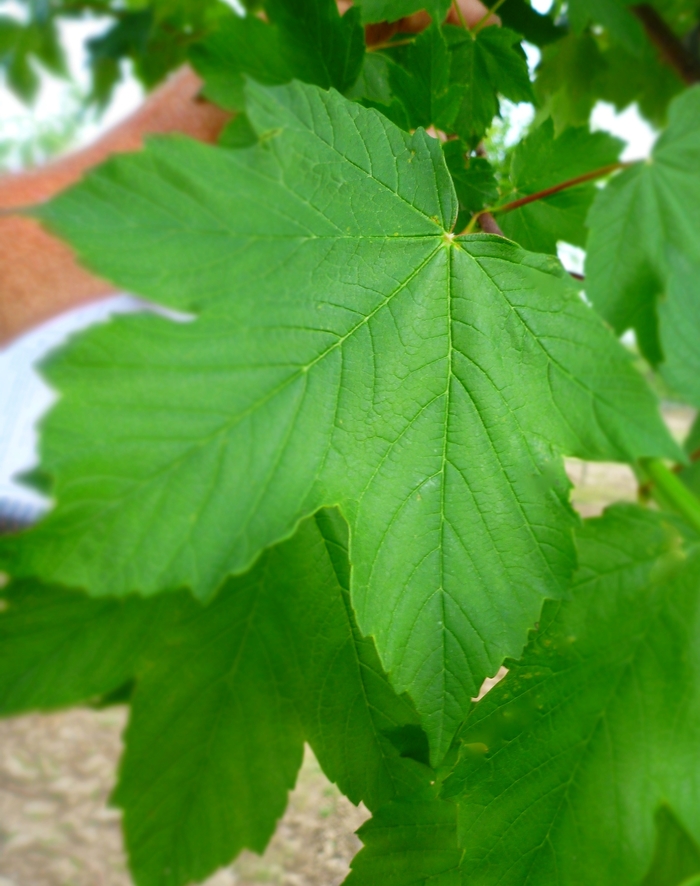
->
488, 162, 632, 217
631, 4, 700, 84
477, 212, 505, 236
462, 161, 631, 233
639, 458, 700, 535
452, 0, 469, 30
462, 160, 633, 234
472, 0, 507, 36
367, 37, 416, 52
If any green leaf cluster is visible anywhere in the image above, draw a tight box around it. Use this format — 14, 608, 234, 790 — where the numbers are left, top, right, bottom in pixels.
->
191, 0, 364, 111
351, 22, 533, 148
4, 1, 700, 885
5, 79, 677, 763
355, 0, 452, 23
0, 10, 65, 101
497, 118, 624, 253
1, 511, 430, 886
533, 6, 690, 133
1, 0, 228, 106
587, 87, 700, 378
350, 506, 700, 886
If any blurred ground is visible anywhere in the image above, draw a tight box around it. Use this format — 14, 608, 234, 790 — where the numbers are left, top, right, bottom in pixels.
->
0, 405, 695, 886
567, 405, 694, 517
0, 712, 367, 886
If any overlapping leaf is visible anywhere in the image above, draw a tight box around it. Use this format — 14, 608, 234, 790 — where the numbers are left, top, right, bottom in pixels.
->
0, 581, 167, 714
567, 0, 646, 53
535, 29, 684, 134
7, 81, 677, 759
641, 807, 700, 886
348, 22, 533, 149
446, 24, 534, 147
113, 540, 307, 886
350, 506, 700, 885
346, 799, 462, 885
498, 0, 565, 47
376, 24, 463, 132
352, 21, 535, 146
285, 509, 432, 811
446, 506, 700, 885
498, 119, 623, 254
534, 33, 607, 131
0, 511, 428, 886
355, 0, 452, 24
191, 0, 364, 110
0, 14, 66, 101
657, 252, 700, 408
442, 141, 497, 220
586, 86, 700, 363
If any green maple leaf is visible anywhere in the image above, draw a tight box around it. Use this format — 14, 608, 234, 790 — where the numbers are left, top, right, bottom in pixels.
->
498, 118, 624, 254
447, 25, 535, 147
534, 33, 607, 132
567, 0, 646, 54
0, 581, 167, 714
7, 81, 677, 759
285, 509, 432, 810
443, 506, 700, 885
595, 41, 684, 128
347, 52, 413, 128
190, 0, 364, 110
355, 24, 530, 145
350, 506, 700, 885
442, 141, 497, 219
498, 0, 566, 47
657, 252, 700, 409
0, 512, 428, 886
379, 24, 463, 133
586, 86, 700, 364
641, 807, 700, 886
355, 0, 452, 24
346, 799, 462, 885
535, 31, 684, 135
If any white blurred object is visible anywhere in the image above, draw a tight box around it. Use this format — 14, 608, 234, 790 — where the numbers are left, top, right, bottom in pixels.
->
591, 102, 658, 160
0, 296, 143, 512
0, 3, 145, 172
558, 243, 586, 276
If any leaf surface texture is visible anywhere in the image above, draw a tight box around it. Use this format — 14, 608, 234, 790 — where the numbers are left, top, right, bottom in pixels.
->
0, 512, 428, 886
586, 86, 700, 363
350, 507, 700, 885
10, 81, 677, 757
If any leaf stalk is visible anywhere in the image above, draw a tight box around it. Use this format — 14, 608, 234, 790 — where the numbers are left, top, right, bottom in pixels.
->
640, 458, 700, 536
471, 0, 507, 36
475, 212, 505, 236
493, 161, 633, 216
452, 0, 469, 30
367, 37, 416, 52
461, 160, 634, 235
631, 4, 700, 85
